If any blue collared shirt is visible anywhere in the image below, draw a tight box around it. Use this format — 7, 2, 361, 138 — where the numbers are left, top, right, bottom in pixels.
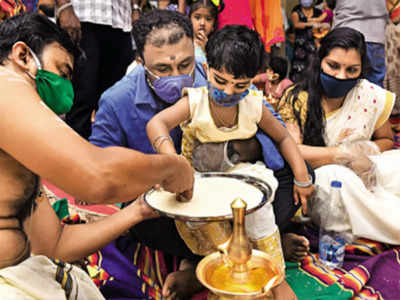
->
90, 62, 208, 153
90, 62, 284, 170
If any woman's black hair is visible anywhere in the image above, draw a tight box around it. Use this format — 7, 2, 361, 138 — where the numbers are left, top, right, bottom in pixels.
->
206, 25, 267, 79
283, 27, 369, 146
0, 12, 80, 64
188, 0, 224, 32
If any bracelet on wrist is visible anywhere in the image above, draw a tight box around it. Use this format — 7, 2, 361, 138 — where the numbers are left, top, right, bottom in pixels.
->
56, 2, 73, 20
151, 135, 173, 153
293, 174, 313, 188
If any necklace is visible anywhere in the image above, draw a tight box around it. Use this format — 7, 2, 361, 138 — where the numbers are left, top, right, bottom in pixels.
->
209, 99, 238, 128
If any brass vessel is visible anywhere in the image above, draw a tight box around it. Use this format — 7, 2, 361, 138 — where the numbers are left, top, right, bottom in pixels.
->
196, 198, 280, 299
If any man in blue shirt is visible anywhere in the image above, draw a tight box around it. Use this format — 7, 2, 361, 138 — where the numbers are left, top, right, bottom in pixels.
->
90, 9, 210, 299
90, 9, 313, 299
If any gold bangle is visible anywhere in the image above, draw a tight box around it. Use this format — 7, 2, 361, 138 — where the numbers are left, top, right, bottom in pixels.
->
151, 135, 173, 152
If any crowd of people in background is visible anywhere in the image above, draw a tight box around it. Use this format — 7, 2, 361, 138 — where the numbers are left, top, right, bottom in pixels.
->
0, 0, 400, 300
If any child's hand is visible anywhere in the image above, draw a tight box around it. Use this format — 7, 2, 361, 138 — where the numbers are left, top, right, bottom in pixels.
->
195, 30, 208, 52
293, 184, 315, 215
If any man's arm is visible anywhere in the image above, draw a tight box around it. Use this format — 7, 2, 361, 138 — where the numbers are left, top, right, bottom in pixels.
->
0, 75, 193, 204
55, 0, 81, 42
27, 189, 158, 261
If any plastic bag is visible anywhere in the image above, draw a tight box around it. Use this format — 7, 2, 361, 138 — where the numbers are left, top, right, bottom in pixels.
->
334, 141, 380, 190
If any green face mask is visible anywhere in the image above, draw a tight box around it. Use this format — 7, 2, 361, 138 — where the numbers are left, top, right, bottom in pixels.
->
28, 48, 74, 115
35, 69, 74, 115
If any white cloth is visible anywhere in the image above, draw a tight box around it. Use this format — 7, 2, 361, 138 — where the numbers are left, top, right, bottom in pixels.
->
71, 0, 132, 32
313, 80, 400, 245
0, 255, 104, 300
229, 162, 279, 240
324, 79, 393, 146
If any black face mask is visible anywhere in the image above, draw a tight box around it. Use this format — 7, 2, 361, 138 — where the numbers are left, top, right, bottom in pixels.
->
320, 71, 359, 98
0, 175, 40, 267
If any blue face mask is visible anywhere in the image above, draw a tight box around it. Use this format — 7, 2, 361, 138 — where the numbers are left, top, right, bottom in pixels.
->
320, 71, 359, 98
145, 65, 195, 104
300, 0, 313, 8
208, 82, 249, 107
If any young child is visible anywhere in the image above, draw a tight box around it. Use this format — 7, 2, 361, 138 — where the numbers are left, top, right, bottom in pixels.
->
188, 0, 224, 63
147, 25, 314, 299
253, 55, 293, 110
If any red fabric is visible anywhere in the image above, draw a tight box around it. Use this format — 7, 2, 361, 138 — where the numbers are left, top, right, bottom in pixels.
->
43, 180, 119, 215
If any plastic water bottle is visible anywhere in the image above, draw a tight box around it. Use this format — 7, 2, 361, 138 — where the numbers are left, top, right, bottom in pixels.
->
318, 180, 346, 268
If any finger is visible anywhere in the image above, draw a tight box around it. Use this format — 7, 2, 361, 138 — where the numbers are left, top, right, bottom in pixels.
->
301, 195, 307, 214
66, 28, 75, 40
293, 189, 299, 205
184, 187, 193, 200
154, 184, 161, 190
162, 282, 171, 297
76, 28, 82, 42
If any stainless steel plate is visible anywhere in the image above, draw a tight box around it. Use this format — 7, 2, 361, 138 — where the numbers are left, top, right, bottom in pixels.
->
144, 172, 273, 222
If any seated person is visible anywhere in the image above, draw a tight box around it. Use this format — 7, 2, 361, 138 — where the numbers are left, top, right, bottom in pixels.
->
146, 25, 315, 300
91, 10, 313, 299
252, 55, 293, 109
0, 11, 194, 299
277, 27, 400, 251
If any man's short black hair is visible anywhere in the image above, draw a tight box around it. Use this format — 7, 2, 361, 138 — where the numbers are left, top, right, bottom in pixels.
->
206, 25, 267, 79
0, 12, 80, 64
132, 9, 193, 60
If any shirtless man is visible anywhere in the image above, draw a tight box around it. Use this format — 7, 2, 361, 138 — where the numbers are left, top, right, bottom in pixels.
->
0, 12, 194, 297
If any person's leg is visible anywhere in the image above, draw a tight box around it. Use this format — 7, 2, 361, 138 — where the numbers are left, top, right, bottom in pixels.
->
273, 162, 314, 262
65, 22, 101, 139
98, 27, 135, 110
366, 42, 386, 87
128, 217, 202, 261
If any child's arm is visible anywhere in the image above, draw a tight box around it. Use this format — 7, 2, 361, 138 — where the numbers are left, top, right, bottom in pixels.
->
291, 11, 314, 29
146, 96, 191, 154
309, 12, 327, 23
252, 73, 268, 85
258, 106, 314, 213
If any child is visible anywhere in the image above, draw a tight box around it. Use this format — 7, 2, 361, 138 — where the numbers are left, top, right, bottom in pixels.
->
188, 0, 225, 63
253, 55, 293, 110
147, 25, 314, 299
322, 0, 334, 24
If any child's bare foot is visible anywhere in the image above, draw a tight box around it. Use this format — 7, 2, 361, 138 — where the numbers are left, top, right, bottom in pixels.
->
282, 233, 309, 262
272, 279, 298, 300
162, 259, 204, 300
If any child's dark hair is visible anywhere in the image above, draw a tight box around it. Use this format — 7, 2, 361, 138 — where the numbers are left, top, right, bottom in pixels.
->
206, 25, 267, 79
188, 0, 225, 32
270, 56, 289, 80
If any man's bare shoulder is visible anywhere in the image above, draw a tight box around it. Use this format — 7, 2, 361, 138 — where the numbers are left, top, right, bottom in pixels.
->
0, 69, 37, 110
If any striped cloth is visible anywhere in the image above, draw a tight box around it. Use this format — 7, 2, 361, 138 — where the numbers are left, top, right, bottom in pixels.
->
71, 0, 132, 32
0, 0, 25, 21
286, 226, 400, 300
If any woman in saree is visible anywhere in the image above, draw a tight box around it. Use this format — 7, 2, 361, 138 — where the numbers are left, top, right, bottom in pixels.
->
277, 27, 400, 261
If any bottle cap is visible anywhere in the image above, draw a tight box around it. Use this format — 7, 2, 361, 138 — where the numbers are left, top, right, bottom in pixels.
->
331, 180, 342, 188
